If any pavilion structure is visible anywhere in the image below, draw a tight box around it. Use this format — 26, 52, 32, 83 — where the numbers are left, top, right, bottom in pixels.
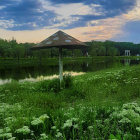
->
31, 30, 87, 83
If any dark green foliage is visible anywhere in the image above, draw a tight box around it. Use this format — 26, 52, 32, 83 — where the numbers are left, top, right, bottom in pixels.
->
37, 79, 60, 93
86, 40, 140, 57
0, 65, 140, 139
45, 78, 60, 93
60, 88, 85, 102
1, 103, 140, 139
0, 38, 140, 59
37, 74, 73, 93
14, 132, 31, 140
62, 74, 73, 88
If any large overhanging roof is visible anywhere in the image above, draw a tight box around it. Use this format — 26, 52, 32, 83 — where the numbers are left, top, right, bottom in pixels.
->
32, 30, 87, 50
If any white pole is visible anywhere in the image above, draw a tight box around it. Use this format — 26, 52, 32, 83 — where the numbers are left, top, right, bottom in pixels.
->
59, 47, 63, 83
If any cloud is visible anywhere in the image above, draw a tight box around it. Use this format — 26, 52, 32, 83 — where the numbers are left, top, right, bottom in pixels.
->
0, 0, 57, 30
0, 28, 57, 43
0, 19, 15, 29
113, 20, 140, 43
0, 0, 139, 43
111, 0, 140, 43
0, 6, 6, 10
0, 0, 137, 30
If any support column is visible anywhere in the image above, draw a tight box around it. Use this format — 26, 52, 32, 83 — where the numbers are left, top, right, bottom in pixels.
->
59, 47, 63, 83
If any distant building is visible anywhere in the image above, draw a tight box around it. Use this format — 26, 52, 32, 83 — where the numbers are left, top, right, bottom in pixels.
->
125, 50, 131, 56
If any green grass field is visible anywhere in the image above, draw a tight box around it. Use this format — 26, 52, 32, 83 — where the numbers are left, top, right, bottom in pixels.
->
0, 64, 140, 139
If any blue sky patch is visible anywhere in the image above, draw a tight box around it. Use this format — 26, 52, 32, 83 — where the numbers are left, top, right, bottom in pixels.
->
0, 0, 136, 30
0, 0, 139, 43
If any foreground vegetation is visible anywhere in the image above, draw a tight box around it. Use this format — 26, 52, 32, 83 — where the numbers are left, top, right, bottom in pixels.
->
0, 65, 140, 139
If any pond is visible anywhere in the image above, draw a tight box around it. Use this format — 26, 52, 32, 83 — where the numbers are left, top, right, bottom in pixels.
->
0, 57, 140, 85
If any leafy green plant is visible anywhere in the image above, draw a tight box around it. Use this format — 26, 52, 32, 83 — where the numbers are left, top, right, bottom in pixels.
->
0, 65, 140, 139
37, 78, 60, 93
15, 126, 31, 139
63, 74, 73, 88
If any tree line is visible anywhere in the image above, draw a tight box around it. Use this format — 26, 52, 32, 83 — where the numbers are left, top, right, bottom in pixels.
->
0, 38, 140, 59
86, 40, 140, 56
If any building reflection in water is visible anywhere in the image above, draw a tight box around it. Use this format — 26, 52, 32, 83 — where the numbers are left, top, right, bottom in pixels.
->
124, 59, 131, 66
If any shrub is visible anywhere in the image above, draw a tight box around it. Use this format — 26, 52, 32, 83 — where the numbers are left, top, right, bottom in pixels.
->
37, 78, 60, 93
15, 126, 30, 139
60, 88, 86, 102
37, 75, 73, 93
63, 74, 73, 88
48, 78, 60, 93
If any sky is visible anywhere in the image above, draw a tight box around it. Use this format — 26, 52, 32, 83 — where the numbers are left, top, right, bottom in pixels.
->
0, 0, 140, 43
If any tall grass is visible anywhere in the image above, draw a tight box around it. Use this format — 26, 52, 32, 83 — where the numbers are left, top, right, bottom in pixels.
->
0, 65, 140, 139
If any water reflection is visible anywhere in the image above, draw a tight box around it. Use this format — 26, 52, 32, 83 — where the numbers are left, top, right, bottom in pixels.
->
124, 59, 131, 66
0, 72, 84, 85
0, 79, 12, 85
19, 71, 84, 83
0, 58, 139, 84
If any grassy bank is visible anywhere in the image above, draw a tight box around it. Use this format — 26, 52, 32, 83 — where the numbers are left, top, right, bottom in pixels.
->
0, 65, 140, 139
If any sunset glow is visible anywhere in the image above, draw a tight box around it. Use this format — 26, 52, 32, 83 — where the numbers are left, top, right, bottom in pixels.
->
0, 0, 140, 43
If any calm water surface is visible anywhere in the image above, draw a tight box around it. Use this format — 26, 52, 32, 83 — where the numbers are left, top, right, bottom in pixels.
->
0, 58, 140, 84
